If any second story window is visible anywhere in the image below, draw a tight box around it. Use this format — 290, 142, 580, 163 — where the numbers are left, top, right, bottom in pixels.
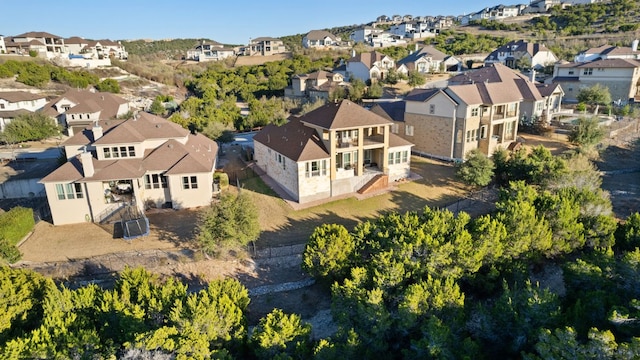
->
405, 125, 414, 136
429, 104, 436, 114
583, 68, 593, 75
471, 108, 479, 117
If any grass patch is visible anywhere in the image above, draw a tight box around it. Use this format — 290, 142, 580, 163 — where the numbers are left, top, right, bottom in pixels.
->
241, 176, 278, 196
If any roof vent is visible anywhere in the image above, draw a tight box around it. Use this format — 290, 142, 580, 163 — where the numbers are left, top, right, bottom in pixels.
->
156, 124, 161, 128
168, 144, 173, 149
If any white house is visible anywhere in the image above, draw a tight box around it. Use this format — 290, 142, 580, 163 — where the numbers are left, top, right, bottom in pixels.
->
346, 51, 396, 82
302, 30, 341, 49
575, 40, 640, 63
0, 91, 48, 131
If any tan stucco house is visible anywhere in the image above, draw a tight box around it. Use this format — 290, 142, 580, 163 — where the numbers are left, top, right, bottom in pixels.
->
40, 112, 218, 225
0, 91, 48, 132
253, 100, 413, 204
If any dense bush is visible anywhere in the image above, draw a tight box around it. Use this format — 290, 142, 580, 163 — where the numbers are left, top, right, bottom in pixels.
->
1, 112, 60, 143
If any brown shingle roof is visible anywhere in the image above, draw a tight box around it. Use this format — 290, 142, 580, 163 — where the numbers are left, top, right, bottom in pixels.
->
305, 30, 338, 41
448, 63, 541, 102
93, 112, 189, 145
253, 119, 329, 162
14, 31, 62, 39
42, 89, 128, 119
299, 99, 391, 130
348, 51, 390, 70
0, 91, 46, 103
578, 58, 640, 68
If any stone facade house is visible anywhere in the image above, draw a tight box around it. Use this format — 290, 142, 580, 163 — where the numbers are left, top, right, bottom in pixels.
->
244, 37, 286, 56
397, 45, 461, 74
253, 100, 413, 204
284, 70, 346, 101
346, 51, 396, 82
40, 112, 218, 225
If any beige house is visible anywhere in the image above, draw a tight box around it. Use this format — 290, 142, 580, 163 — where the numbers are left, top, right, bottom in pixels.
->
8, 31, 66, 58
284, 70, 346, 101
253, 100, 413, 203
40, 112, 218, 225
42, 89, 130, 135
186, 40, 235, 62
0, 91, 48, 131
575, 41, 640, 63
373, 64, 537, 161
449, 63, 564, 124
551, 58, 640, 104
65, 37, 128, 60
244, 37, 286, 56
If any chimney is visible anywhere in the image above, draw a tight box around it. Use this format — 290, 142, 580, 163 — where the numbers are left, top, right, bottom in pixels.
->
92, 121, 103, 140
80, 150, 94, 177
633, 39, 639, 52
530, 69, 536, 83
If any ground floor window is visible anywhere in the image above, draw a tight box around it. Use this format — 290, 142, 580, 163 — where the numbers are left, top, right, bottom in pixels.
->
388, 150, 409, 165
55, 183, 83, 200
182, 176, 198, 189
336, 151, 358, 170
145, 174, 168, 189
305, 160, 327, 177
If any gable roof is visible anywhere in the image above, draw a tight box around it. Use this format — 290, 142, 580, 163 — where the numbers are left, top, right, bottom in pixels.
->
348, 51, 391, 69
253, 118, 329, 162
578, 58, 640, 68
0, 91, 46, 102
305, 30, 338, 41
404, 88, 442, 102
298, 99, 392, 130
42, 114, 217, 183
42, 89, 128, 119
14, 31, 62, 39
448, 63, 542, 102
485, 40, 556, 62
397, 45, 449, 67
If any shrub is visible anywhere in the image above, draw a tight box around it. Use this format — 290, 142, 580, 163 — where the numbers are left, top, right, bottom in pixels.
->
214, 172, 229, 190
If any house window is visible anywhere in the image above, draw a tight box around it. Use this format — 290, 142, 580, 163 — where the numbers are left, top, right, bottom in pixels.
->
128, 146, 135, 157
182, 176, 198, 189
71, 115, 75, 120
405, 125, 414, 136
55, 183, 83, 200
429, 104, 436, 114
336, 151, 357, 169
471, 107, 479, 117
120, 146, 127, 157
480, 125, 488, 139
0, 104, 4, 109
103, 148, 111, 159
505, 121, 515, 140
391, 123, 399, 134
388, 151, 409, 165
145, 174, 167, 189
402, 150, 408, 163
305, 160, 327, 177
583, 68, 593, 75
466, 129, 478, 143
568, 70, 574, 75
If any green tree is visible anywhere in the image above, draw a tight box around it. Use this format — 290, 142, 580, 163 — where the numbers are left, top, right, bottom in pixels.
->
365, 82, 383, 99
407, 70, 426, 87
149, 98, 166, 116
95, 78, 120, 93
251, 309, 312, 360
1, 112, 59, 144
568, 117, 604, 150
348, 78, 366, 102
455, 149, 495, 188
576, 84, 611, 115
196, 192, 260, 255
302, 224, 355, 282
616, 213, 640, 251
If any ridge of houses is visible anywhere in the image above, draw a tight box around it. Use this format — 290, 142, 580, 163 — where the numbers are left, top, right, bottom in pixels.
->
0, 31, 128, 67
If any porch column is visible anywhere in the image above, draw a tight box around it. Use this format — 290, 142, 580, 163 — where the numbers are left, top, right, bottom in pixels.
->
382, 125, 389, 174
356, 127, 364, 176
329, 130, 337, 181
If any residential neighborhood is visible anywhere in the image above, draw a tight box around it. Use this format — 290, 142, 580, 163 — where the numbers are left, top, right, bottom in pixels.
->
2, 0, 640, 358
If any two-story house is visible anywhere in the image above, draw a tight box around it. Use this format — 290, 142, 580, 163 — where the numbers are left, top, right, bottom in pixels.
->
302, 30, 341, 49
284, 70, 346, 101
397, 45, 461, 74
186, 40, 235, 62
41, 89, 130, 135
551, 58, 640, 103
40, 112, 219, 225
0, 91, 48, 131
253, 100, 413, 204
575, 40, 640, 63
64, 37, 128, 61
461, 5, 524, 25
449, 63, 564, 123
372, 64, 545, 161
349, 27, 385, 44
244, 37, 287, 56
485, 40, 559, 70
9, 31, 66, 58
346, 51, 396, 82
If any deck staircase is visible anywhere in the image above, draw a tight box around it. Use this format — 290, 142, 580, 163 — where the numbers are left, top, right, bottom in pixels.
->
357, 174, 388, 195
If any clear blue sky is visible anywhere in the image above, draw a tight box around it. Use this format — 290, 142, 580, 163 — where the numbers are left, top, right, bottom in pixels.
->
2, 0, 509, 44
